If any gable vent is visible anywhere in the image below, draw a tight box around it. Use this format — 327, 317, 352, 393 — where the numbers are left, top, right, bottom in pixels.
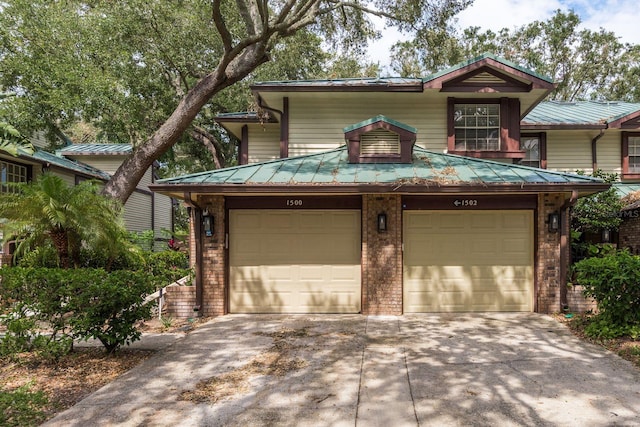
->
465, 72, 507, 85
360, 129, 400, 155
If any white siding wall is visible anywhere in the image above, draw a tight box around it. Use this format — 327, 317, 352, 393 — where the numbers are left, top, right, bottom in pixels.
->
248, 124, 280, 163
546, 130, 622, 176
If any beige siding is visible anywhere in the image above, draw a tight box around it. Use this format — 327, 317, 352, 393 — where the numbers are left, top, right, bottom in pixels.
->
51, 170, 76, 186
68, 156, 123, 175
546, 130, 595, 174
123, 191, 152, 232
596, 131, 622, 175
139, 168, 153, 190
248, 124, 280, 163
153, 193, 173, 250
285, 93, 448, 158
546, 129, 622, 176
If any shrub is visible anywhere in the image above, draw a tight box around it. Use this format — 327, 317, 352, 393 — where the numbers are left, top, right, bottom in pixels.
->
0, 267, 155, 354
573, 249, 640, 338
144, 250, 191, 286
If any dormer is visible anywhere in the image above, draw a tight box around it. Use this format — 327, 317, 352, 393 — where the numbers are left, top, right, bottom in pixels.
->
344, 115, 416, 164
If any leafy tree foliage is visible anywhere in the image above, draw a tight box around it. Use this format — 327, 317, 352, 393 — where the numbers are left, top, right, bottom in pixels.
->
571, 171, 623, 234
573, 249, 640, 339
391, 9, 640, 102
0, 0, 470, 202
0, 174, 127, 268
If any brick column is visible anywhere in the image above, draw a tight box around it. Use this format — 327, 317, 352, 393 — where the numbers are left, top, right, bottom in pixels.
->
198, 195, 226, 317
362, 194, 403, 315
536, 193, 563, 313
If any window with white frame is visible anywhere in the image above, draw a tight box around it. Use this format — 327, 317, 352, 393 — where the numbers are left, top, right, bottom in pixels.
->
453, 103, 500, 151
519, 136, 540, 168
1, 160, 28, 193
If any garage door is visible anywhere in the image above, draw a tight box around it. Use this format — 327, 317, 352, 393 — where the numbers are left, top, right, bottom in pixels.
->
404, 210, 533, 312
229, 210, 361, 313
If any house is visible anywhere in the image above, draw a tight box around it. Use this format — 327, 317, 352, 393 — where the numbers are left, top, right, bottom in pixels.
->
151, 53, 640, 317
1, 142, 174, 261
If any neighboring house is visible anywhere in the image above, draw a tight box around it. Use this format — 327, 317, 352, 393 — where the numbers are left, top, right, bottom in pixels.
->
1, 142, 174, 260
151, 53, 640, 317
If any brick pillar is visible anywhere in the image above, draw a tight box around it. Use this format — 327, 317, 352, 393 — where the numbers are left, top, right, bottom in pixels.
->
362, 194, 403, 315
198, 196, 226, 317
536, 193, 563, 313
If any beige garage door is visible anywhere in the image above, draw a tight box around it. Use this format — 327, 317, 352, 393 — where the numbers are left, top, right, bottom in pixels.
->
230, 210, 361, 313
404, 210, 533, 312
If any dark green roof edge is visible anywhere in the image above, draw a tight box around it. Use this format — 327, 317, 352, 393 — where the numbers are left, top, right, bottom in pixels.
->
343, 115, 417, 134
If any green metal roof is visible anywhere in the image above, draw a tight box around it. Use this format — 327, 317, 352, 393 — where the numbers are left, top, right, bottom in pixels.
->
56, 143, 132, 156
16, 148, 111, 180
156, 146, 604, 189
613, 183, 640, 198
523, 101, 640, 126
422, 53, 554, 85
343, 115, 417, 134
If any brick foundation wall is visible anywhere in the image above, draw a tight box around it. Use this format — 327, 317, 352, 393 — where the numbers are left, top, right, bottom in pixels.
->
536, 193, 563, 313
164, 286, 197, 318
619, 215, 640, 255
197, 195, 226, 317
362, 194, 403, 315
566, 285, 597, 313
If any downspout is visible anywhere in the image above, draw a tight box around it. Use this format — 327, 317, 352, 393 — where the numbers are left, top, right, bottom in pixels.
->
257, 95, 288, 158
184, 192, 203, 315
591, 128, 605, 172
560, 190, 579, 311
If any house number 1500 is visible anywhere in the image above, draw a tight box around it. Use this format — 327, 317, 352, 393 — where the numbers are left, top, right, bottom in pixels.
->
286, 199, 303, 207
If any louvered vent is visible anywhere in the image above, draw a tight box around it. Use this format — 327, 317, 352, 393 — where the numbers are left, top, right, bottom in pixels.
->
360, 129, 400, 155
465, 72, 506, 84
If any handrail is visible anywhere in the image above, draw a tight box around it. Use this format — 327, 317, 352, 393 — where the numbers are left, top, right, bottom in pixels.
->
143, 275, 192, 318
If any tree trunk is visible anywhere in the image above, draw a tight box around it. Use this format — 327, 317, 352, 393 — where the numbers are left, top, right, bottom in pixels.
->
102, 46, 270, 204
50, 230, 70, 269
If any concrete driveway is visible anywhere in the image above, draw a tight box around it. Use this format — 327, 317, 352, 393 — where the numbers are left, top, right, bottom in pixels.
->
44, 314, 640, 426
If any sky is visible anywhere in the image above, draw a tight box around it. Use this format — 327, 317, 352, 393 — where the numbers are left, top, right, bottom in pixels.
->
367, 0, 640, 72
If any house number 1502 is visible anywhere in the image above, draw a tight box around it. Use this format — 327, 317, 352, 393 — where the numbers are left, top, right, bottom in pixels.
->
286, 199, 303, 207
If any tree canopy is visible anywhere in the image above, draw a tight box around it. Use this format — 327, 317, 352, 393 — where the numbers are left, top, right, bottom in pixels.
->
390, 9, 640, 102
0, 0, 471, 202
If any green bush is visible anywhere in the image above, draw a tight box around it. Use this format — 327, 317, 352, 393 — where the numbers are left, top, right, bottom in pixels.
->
144, 250, 191, 286
66, 270, 155, 353
0, 384, 48, 427
0, 267, 155, 354
573, 249, 640, 338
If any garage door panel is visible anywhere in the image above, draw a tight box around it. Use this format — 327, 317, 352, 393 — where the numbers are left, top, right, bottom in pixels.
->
230, 210, 361, 313
404, 210, 533, 312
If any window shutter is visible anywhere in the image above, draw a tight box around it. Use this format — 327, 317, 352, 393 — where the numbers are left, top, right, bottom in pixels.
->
360, 129, 400, 155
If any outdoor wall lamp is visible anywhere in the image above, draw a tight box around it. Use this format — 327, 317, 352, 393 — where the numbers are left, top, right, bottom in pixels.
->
602, 229, 611, 243
548, 212, 559, 233
377, 213, 387, 233
203, 211, 214, 237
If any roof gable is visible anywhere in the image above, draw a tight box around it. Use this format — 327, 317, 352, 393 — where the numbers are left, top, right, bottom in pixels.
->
343, 115, 417, 164
422, 53, 556, 93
